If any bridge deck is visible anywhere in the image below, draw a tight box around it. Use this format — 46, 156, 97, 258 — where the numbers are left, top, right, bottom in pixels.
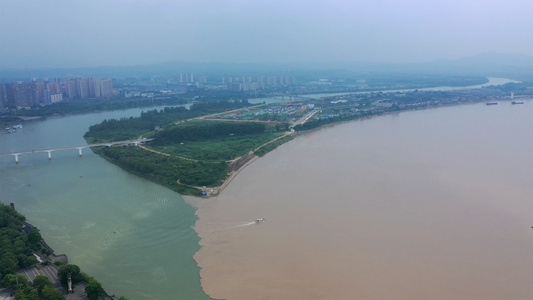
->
0, 138, 153, 156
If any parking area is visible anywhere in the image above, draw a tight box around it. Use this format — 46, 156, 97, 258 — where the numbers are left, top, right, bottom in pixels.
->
0, 288, 14, 300
18, 264, 60, 286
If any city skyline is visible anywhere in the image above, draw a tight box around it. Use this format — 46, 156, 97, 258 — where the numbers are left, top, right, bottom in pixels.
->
0, 77, 113, 110
1, 0, 532, 69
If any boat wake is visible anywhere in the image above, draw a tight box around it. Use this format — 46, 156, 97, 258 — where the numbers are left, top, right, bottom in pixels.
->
232, 222, 256, 228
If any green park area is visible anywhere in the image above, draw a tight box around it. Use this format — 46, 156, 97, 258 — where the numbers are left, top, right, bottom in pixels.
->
84, 101, 292, 195
148, 120, 286, 161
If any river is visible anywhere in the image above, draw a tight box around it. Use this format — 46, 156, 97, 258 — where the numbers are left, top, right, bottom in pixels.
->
0, 77, 528, 299
0, 105, 211, 300
191, 99, 533, 299
249, 77, 521, 103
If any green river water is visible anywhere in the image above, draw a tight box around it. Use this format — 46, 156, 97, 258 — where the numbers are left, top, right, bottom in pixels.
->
0, 107, 211, 300
0, 77, 523, 299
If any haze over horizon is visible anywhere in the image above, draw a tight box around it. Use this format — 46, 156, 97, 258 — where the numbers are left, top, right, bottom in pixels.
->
1, 0, 532, 69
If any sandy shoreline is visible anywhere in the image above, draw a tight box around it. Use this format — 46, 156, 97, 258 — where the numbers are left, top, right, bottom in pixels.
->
186, 100, 533, 300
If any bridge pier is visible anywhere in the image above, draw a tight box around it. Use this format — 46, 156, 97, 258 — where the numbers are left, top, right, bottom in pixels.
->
0, 139, 154, 163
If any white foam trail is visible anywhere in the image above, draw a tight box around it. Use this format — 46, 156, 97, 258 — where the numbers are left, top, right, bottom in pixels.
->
232, 222, 256, 228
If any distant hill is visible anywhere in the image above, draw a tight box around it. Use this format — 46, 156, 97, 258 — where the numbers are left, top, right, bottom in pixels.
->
455, 52, 533, 66
397, 52, 533, 77
1, 52, 532, 81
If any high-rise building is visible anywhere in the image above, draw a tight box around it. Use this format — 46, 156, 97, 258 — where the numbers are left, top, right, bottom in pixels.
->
229, 82, 242, 91
47, 82, 61, 95
43, 89, 51, 105
78, 78, 90, 98
0, 84, 5, 110
5, 83, 37, 108
92, 78, 113, 98
64, 78, 79, 98
93, 78, 103, 97
50, 93, 62, 103
257, 76, 265, 89
33, 82, 45, 102
278, 75, 294, 86
102, 79, 113, 96
88, 78, 95, 97
5, 83, 20, 108
20, 83, 38, 107
2, 77, 114, 109
267, 76, 277, 87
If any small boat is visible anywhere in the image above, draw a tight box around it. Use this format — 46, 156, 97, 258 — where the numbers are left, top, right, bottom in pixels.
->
512, 101, 524, 104
486, 102, 498, 105
256, 218, 265, 223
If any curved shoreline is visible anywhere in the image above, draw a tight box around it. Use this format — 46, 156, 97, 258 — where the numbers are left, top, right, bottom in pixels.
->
186, 97, 533, 300
187, 94, 505, 198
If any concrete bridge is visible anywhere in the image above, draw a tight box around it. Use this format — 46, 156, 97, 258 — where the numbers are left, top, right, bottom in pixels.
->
0, 138, 153, 163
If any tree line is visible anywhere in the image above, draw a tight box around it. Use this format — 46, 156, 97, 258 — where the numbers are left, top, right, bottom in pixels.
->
152, 121, 266, 145
293, 110, 383, 131
0, 203, 129, 300
0, 204, 42, 278
84, 100, 253, 143
97, 146, 228, 193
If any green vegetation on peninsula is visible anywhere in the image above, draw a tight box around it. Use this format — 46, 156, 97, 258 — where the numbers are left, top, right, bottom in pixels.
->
84, 81, 528, 196
84, 100, 292, 195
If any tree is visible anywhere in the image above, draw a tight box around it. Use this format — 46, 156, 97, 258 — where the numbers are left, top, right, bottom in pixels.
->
27, 228, 42, 246
0, 253, 18, 277
33, 275, 52, 295
85, 278, 105, 300
14, 285, 39, 300
57, 264, 82, 285
1, 273, 28, 290
24, 255, 38, 267
41, 285, 65, 300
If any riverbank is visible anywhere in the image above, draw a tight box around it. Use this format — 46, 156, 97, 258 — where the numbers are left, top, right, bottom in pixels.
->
200, 131, 295, 197
186, 99, 533, 299
0, 203, 117, 300
0, 105, 213, 299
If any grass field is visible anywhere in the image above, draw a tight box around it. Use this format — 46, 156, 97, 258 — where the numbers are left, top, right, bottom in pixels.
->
149, 132, 285, 161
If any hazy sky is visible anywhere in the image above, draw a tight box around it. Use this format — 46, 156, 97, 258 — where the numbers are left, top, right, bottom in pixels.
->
1, 0, 532, 68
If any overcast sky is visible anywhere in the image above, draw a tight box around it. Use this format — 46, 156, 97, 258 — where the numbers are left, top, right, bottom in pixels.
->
1, 0, 532, 69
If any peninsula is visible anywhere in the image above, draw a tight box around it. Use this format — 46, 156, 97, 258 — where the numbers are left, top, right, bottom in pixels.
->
83, 80, 526, 196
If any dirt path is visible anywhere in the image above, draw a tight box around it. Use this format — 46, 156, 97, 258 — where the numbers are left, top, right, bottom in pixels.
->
134, 107, 298, 196
138, 144, 200, 162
